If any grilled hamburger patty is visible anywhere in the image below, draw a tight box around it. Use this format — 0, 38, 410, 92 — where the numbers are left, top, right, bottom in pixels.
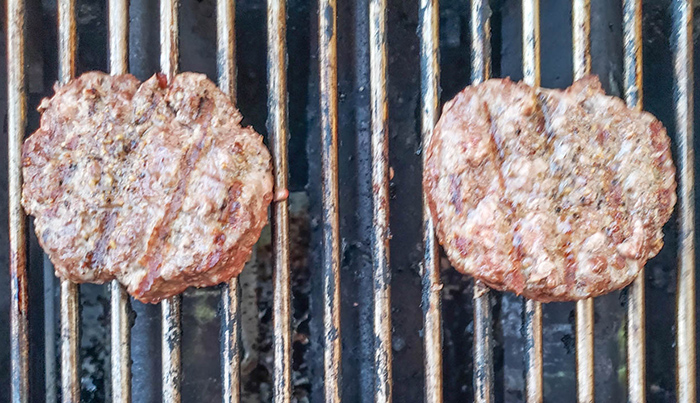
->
22, 72, 273, 303
424, 76, 676, 302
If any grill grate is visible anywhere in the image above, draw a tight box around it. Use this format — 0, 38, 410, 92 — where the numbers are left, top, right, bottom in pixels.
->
470, 2, 495, 402
7, 0, 28, 400
318, 0, 343, 401
217, 0, 241, 401
521, 1, 543, 401
159, 0, 184, 400
5, 0, 697, 402
623, 1, 645, 402
673, 1, 696, 401
571, 1, 596, 402
369, 0, 393, 401
56, 0, 81, 401
267, 0, 293, 400
419, 1, 444, 402
107, 0, 132, 401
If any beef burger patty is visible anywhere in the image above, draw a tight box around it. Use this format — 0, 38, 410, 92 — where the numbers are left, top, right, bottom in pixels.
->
22, 72, 273, 303
424, 76, 676, 302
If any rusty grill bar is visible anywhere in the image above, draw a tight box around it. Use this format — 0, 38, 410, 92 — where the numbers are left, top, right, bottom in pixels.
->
623, 0, 646, 402
470, 1, 494, 402
57, 0, 81, 401
220, 277, 240, 403
673, 1, 696, 402
267, 0, 293, 401
571, 1, 595, 401
318, 0, 342, 401
369, 0, 393, 401
108, 0, 132, 401
419, 0, 444, 402
217, 0, 241, 401
5, 1, 699, 402
160, 0, 183, 401
7, 0, 28, 401
521, 1, 543, 402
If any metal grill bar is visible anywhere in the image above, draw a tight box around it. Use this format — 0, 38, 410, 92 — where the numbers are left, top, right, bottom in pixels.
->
160, 0, 182, 401
44, 257, 57, 403
58, 0, 81, 400
110, 283, 131, 403
318, 0, 342, 400
572, 0, 591, 81
470, 1, 494, 402
60, 282, 80, 402
572, 1, 594, 401
220, 280, 240, 403
161, 283, 182, 403
108, 0, 132, 401
161, 299, 182, 403
160, 0, 179, 81
217, 0, 237, 100
672, 1, 696, 402
217, 0, 241, 402
418, 0, 444, 401
521, 1, 543, 401
7, 0, 29, 400
622, 1, 646, 402
369, 0, 393, 401
106, 108, 131, 387
267, 0, 293, 401
108, 0, 129, 74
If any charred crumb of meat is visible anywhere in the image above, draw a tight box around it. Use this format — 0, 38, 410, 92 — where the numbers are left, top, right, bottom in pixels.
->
156, 72, 168, 89
425, 76, 676, 302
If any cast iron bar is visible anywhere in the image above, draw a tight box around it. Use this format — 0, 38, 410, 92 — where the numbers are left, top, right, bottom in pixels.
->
521, 0, 543, 401
160, 0, 183, 401
268, 0, 293, 401
319, 0, 342, 401
419, 0, 444, 402
8, 0, 29, 400
471, 0, 494, 402
672, 1, 696, 402
58, 0, 81, 400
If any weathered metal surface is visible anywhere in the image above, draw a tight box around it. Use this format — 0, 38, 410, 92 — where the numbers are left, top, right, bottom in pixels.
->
8, 0, 29, 400
419, 0, 443, 401
216, 1, 241, 402
58, 0, 81, 400
108, 0, 132, 401
521, 1, 543, 401
267, 0, 292, 401
369, 0, 393, 401
572, 0, 594, 401
672, 1, 696, 402
470, 1, 493, 402
622, 0, 646, 402
318, 0, 342, 401
160, 0, 182, 401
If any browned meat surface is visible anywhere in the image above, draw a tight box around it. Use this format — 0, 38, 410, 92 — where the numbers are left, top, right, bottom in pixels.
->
22, 72, 273, 303
424, 76, 676, 302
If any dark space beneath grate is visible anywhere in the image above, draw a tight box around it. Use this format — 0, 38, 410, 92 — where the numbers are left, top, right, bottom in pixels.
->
1, 0, 700, 402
